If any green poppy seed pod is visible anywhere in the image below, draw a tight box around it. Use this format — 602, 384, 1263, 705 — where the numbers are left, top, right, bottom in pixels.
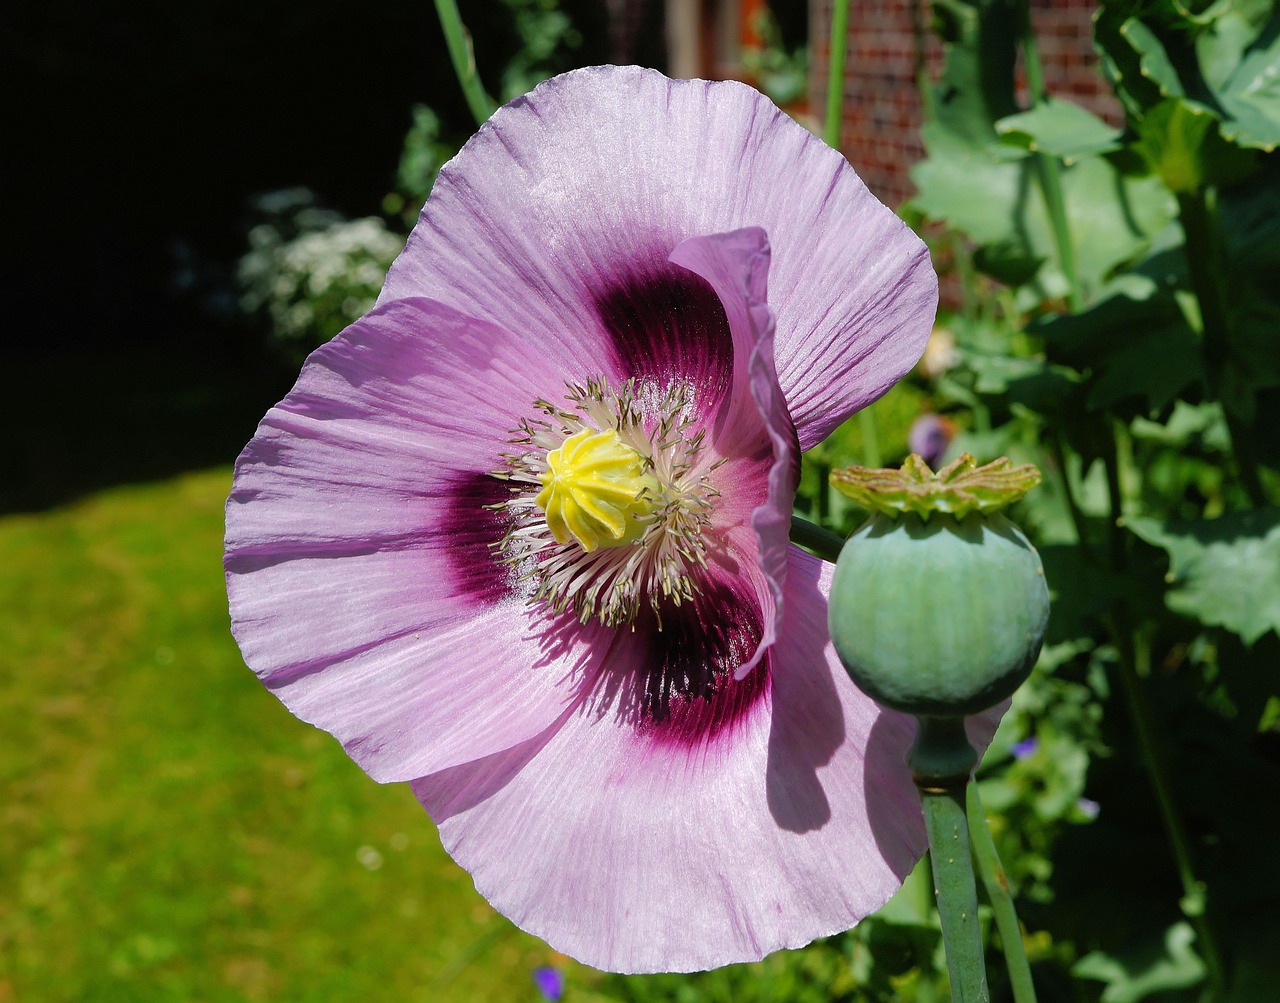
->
827, 453, 1050, 717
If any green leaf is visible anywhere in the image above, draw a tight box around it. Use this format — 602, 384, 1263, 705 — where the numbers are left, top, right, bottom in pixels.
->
1094, 8, 1183, 116
1198, 2, 1280, 151
971, 237, 1046, 285
1073, 922, 1206, 1003
1196, 0, 1275, 91
1128, 507, 1280, 644
928, 0, 1020, 145
912, 131, 1177, 298
996, 99, 1124, 162
1132, 98, 1259, 191
1034, 285, 1204, 414
910, 125, 1030, 244
1218, 164, 1280, 415
1058, 161, 1178, 296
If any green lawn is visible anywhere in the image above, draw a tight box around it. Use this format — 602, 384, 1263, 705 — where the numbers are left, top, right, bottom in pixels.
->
0, 469, 567, 1002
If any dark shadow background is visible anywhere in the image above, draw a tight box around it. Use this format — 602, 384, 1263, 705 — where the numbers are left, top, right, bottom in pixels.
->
1, 0, 631, 513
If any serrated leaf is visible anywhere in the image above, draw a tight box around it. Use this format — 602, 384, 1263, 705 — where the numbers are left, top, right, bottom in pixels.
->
1128, 507, 1280, 644
1123, 17, 1186, 99
1198, 2, 1280, 150
1094, 7, 1182, 116
996, 99, 1124, 162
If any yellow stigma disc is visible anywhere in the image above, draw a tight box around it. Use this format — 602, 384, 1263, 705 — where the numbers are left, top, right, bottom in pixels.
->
535, 428, 661, 552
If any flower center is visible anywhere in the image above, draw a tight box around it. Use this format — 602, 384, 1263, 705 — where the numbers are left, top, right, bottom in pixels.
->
535, 428, 661, 552
492, 377, 720, 628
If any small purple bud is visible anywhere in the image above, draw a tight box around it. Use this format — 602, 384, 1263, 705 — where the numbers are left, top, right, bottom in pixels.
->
1011, 737, 1039, 761
1076, 797, 1101, 820
534, 966, 565, 1002
908, 414, 954, 470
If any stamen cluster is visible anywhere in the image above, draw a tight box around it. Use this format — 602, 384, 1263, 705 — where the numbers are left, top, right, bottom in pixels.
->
492, 377, 721, 628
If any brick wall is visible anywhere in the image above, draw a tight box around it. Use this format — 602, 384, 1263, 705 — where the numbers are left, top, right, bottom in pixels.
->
811, 0, 1121, 209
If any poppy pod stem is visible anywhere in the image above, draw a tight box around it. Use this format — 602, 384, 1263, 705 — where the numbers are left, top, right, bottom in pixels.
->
828, 453, 1050, 1003
910, 716, 988, 1003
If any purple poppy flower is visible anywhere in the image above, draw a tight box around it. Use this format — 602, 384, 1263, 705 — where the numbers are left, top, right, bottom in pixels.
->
225, 66, 998, 973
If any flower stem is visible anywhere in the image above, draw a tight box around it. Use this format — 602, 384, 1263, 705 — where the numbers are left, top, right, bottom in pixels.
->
823, 0, 883, 470
908, 717, 990, 1003
434, 0, 497, 128
823, 0, 851, 151
859, 409, 883, 469
1176, 190, 1267, 508
1101, 443, 1227, 996
967, 784, 1038, 1003
789, 515, 845, 563
1016, 0, 1081, 312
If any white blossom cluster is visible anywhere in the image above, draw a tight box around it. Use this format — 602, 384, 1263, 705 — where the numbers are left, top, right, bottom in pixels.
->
238, 204, 404, 354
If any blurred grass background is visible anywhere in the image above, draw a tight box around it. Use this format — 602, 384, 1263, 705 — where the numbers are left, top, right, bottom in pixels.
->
0, 468, 572, 1001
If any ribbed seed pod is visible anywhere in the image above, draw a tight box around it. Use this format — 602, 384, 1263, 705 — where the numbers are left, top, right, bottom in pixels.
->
826, 453, 1049, 717
829, 509, 1049, 715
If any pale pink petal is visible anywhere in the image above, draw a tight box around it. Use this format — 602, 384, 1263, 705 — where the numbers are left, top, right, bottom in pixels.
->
378, 66, 936, 448
412, 548, 1003, 973
226, 297, 603, 781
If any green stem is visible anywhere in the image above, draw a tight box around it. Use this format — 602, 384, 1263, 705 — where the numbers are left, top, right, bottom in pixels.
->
1111, 628, 1225, 995
910, 0, 935, 122
859, 408, 883, 469
1016, 0, 1082, 312
823, 0, 851, 150
1101, 444, 1227, 996
1048, 430, 1094, 561
789, 515, 844, 563
953, 230, 979, 322
909, 717, 990, 1003
1176, 190, 1267, 507
434, 0, 497, 128
968, 785, 1038, 1003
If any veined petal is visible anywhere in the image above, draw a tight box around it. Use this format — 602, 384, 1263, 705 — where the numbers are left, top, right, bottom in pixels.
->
229, 65, 957, 975
226, 297, 600, 781
379, 66, 936, 447
412, 548, 997, 973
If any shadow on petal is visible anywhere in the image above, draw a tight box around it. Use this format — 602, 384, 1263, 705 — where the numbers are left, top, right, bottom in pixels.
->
864, 709, 931, 877
764, 553, 844, 833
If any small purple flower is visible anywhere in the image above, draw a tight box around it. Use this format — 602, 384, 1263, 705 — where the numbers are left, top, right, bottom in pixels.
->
1077, 797, 1101, 820
1011, 736, 1039, 761
225, 67, 1000, 973
908, 413, 954, 469
533, 966, 565, 1002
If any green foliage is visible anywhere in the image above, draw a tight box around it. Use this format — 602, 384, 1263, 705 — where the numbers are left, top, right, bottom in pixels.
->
383, 104, 458, 227
997, 99, 1123, 162
237, 189, 404, 364
1073, 922, 1206, 1002
741, 8, 810, 107
496, 0, 584, 101
1129, 507, 1280, 644
899, 0, 1280, 998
